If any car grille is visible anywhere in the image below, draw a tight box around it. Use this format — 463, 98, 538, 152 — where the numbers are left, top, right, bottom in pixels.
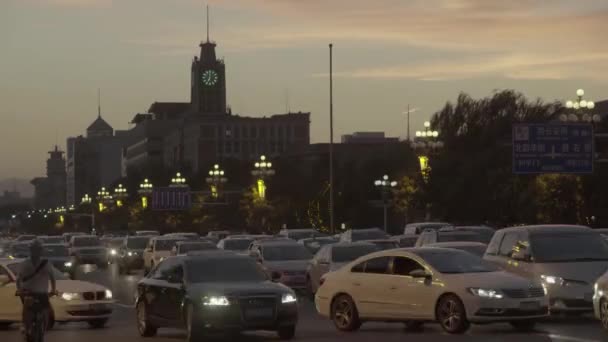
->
502, 287, 545, 299
239, 296, 277, 323
83, 291, 107, 301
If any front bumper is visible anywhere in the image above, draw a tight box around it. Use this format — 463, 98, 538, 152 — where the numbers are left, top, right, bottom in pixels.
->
464, 295, 550, 323
193, 300, 298, 331
545, 283, 594, 312
52, 299, 114, 322
74, 255, 107, 265
278, 274, 307, 290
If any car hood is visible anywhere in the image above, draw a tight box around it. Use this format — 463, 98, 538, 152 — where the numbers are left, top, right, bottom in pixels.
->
56, 280, 108, 293
533, 261, 608, 284
443, 270, 539, 289
187, 281, 288, 297
264, 260, 310, 272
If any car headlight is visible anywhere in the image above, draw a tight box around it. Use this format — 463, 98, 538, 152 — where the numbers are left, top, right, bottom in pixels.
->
61, 292, 81, 301
202, 296, 230, 306
468, 288, 504, 299
64, 261, 73, 267
105, 289, 113, 299
541, 274, 564, 286
281, 293, 297, 304
110, 249, 117, 255
127, 252, 133, 256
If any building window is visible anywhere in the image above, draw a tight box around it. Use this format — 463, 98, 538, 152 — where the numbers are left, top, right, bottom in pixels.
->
259, 126, 266, 138
269, 126, 275, 138
225, 142, 232, 154
234, 125, 240, 139
250, 126, 257, 138
242, 125, 248, 138
278, 126, 284, 139
234, 142, 240, 154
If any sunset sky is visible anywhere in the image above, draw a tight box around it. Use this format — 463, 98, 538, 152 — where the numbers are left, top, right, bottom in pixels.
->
2, 0, 608, 180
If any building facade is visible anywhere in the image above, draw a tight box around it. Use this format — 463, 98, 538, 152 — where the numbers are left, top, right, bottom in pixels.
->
30, 146, 67, 209
122, 34, 310, 176
341, 132, 400, 144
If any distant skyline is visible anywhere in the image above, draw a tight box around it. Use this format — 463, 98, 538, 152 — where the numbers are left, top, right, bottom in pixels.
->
2, 0, 608, 179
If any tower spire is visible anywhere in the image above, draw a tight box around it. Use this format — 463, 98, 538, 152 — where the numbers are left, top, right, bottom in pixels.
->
206, 4, 210, 42
97, 88, 101, 118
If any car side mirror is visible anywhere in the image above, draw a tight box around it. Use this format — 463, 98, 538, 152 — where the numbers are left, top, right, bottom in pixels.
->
409, 269, 431, 279
0, 275, 10, 286
511, 249, 530, 262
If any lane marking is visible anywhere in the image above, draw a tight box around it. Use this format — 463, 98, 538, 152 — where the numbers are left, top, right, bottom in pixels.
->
546, 334, 600, 342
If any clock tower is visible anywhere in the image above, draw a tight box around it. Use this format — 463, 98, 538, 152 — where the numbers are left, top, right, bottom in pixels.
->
190, 38, 227, 114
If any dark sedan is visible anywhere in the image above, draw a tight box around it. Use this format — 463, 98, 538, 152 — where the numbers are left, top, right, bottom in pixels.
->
42, 243, 73, 274
118, 236, 150, 274
135, 252, 298, 341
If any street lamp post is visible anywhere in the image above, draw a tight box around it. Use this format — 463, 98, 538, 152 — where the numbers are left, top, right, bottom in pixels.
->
205, 164, 227, 199
562, 89, 600, 124
96, 187, 112, 212
138, 179, 153, 209
410, 121, 444, 220
113, 184, 128, 207
374, 175, 398, 232
251, 155, 276, 200
170, 172, 188, 188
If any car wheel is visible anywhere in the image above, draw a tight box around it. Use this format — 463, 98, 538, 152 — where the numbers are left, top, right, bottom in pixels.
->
601, 299, 608, 330
186, 303, 204, 342
331, 294, 361, 332
277, 325, 296, 340
403, 320, 424, 332
87, 318, 108, 329
136, 300, 157, 337
436, 295, 469, 334
510, 320, 536, 331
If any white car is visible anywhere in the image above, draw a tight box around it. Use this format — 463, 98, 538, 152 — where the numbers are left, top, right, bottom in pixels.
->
0, 258, 114, 328
593, 270, 608, 330
315, 248, 548, 334
143, 236, 186, 273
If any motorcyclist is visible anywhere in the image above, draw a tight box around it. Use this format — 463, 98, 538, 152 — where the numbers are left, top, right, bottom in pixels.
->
16, 239, 57, 331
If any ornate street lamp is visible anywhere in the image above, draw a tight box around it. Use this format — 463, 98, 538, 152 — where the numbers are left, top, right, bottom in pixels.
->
170, 172, 188, 188
562, 88, 600, 123
251, 155, 276, 200
374, 175, 398, 232
81, 194, 92, 204
138, 178, 153, 209
206, 164, 228, 199
113, 184, 128, 207
410, 120, 444, 220
96, 187, 112, 212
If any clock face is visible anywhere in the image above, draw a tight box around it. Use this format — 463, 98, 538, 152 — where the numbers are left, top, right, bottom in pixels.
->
202, 69, 219, 86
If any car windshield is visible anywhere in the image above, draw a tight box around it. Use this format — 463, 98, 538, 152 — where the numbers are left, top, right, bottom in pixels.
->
351, 229, 388, 241
40, 237, 64, 244
127, 237, 149, 249
416, 250, 499, 273
10, 244, 30, 257
179, 243, 216, 253
530, 233, 608, 262
7, 262, 67, 280
73, 237, 100, 247
332, 245, 379, 262
223, 239, 253, 250
370, 241, 399, 250
262, 245, 312, 261
186, 258, 268, 283
437, 233, 480, 243
156, 239, 181, 251
43, 245, 69, 257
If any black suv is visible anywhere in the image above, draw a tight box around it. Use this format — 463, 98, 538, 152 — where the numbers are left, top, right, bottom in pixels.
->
135, 251, 298, 341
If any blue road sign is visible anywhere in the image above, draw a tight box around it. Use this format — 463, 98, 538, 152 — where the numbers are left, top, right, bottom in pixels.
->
152, 187, 192, 210
512, 123, 594, 174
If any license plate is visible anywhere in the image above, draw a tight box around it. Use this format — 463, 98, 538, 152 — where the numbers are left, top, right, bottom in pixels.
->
520, 301, 540, 311
90, 304, 107, 310
245, 307, 273, 319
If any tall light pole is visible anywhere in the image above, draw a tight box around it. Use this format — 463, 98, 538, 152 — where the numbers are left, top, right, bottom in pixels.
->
138, 179, 153, 209
562, 88, 600, 124
374, 175, 398, 232
206, 164, 227, 199
113, 184, 127, 207
329, 43, 335, 234
410, 121, 444, 220
251, 155, 275, 200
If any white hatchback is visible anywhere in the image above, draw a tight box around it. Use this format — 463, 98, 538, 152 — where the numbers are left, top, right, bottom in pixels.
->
0, 258, 114, 329
315, 248, 548, 334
